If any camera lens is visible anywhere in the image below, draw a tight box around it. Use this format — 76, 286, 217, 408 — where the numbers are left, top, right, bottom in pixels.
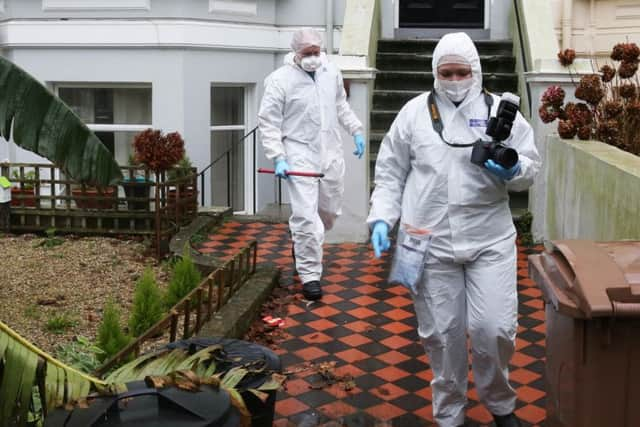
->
493, 146, 519, 169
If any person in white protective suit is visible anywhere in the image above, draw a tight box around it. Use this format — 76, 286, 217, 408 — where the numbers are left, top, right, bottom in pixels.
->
367, 33, 541, 427
258, 28, 364, 301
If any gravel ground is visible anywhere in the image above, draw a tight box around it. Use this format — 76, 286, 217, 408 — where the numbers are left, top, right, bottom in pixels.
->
0, 234, 170, 353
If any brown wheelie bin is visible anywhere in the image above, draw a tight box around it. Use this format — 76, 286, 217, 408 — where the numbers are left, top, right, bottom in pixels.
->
529, 240, 640, 427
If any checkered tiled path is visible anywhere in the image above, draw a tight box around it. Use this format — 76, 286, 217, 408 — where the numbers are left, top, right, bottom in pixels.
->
199, 220, 546, 426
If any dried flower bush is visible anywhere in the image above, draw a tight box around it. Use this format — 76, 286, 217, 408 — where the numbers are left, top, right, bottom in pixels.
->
133, 129, 185, 173
539, 43, 640, 155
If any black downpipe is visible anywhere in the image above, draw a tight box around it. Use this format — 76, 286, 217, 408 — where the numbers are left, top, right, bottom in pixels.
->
513, 0, 533, 114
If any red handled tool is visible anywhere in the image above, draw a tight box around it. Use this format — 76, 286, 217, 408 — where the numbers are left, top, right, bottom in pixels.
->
258, 168, 324, 178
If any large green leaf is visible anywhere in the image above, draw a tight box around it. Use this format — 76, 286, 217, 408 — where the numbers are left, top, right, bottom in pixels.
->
0, 321, 108, 427
0, 56, 122, 186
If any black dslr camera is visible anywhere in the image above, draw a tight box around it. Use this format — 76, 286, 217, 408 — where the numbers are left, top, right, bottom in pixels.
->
470, 92, 520, 169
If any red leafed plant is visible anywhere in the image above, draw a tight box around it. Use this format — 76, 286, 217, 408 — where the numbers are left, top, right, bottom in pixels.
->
539, 42, 640, 155
133, 129, 185, 173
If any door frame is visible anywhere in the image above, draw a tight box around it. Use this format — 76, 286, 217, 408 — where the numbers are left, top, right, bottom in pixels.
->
394, 0, 491, 36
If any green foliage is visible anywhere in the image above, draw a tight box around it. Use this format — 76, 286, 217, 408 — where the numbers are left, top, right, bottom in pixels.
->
45, 313, 77, 334
40, 227, 64, 248
0, 56, 122, 186
514, 211, 535, 247
167, 155, 194, 181
23, 304, 41, 320
97, 300, 131, 362
10, 169, 36, 190
55, 336, 105, 374
164, 248, 202, 309
128, 268, 165, 337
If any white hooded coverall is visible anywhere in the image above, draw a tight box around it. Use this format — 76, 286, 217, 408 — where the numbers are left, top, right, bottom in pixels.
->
367, 33, 541, 426
259, 53, 363, 283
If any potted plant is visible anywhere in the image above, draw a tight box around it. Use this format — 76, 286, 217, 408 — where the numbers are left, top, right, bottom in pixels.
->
10, 169, 36, 207
121, 154, 151, 211
72, 184, 117, 209
132, 128, 185, 212
167, 155, 197, 217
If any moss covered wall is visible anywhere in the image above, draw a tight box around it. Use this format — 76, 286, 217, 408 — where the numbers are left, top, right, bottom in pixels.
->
546, 136, 640, 241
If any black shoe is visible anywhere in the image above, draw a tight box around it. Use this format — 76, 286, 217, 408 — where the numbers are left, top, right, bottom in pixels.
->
302, 280, 323, 300
492, 413, 522, 427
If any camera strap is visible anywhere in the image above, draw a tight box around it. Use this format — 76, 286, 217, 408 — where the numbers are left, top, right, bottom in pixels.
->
427, 89, 494, 148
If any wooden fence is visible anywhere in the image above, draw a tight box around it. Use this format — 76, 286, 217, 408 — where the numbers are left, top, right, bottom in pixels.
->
94, 240, 258, 376
0, 162, 198, 258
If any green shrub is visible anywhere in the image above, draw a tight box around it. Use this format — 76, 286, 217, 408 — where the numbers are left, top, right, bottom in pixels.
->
55, 336, 105, 373
128, 267, 164, 337
164, 248, 201, 309
45, 313, 77, 334
97, 299, 131, 362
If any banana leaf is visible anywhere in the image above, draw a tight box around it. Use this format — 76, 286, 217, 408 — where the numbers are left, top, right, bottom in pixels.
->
0, 320, 108, 427
0, 56, 123, 186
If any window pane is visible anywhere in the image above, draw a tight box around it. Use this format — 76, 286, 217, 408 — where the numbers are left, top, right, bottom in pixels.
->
58, 87, 152, 125
211, 87, 244, 126
95, 131, 139, 166
211, 130, 244, 211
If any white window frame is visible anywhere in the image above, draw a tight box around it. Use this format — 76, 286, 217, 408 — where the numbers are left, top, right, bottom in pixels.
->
53, 82, 153, 159
209, 0, 257, 16
210, 84, 252, 215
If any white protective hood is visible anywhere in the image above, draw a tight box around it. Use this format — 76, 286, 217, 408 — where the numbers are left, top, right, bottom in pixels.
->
432, 32, 483, 104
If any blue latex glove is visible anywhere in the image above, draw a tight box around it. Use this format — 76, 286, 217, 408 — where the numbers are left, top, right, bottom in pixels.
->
274, 159, 290, 179
371, 221, 391, 258
484, 159, 521, 181
353, 134, 365, 159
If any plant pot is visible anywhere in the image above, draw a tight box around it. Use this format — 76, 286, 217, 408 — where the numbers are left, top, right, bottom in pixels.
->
122, 179, 150, 211
167, 185, 197, 217
10, 187, 36, 207
72, 187, 116, 210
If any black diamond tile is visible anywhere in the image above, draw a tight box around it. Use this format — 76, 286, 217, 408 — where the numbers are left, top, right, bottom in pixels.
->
399, 329, 419, 341
317, 340, 352, 354
391, 413, 431, 427
285, 324, 317, 337
367, 301, 395, 313
521, 344, 546, 359
343, 391, 384, 410
355, 373, 387, 390
518, 304, 538, 316
362, 327, 394, 341
392, 375, 431, 393
280, 338, 310, 352
327, 312, 360, 325
398, 343, 426, 358
354, 357, 389, 373
526, 360, 546, 375
518, 316, 544, 329
335, 289, 362, 300
331, 300, 360, 312
366, 315, 392, 326
355, 341, 392, 357
370, 290, 397, 301
391, 393, 430, 412
295, 389, 336, 408
324, 326, 357, 339
395, 358, 429, 374
278, 352, 304, 367
518, 329, 545, 344
290, 311, 322, 324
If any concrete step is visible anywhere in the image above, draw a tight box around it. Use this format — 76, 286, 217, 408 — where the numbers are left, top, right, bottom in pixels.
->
376, 52, 516, 73
378, 39, 513, 56
375, 71, 519, 93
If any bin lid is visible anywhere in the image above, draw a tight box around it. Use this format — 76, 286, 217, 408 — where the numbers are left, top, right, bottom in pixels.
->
529, 240, 640, 318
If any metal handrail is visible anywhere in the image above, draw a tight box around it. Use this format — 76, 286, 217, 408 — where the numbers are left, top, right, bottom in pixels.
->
198, 126, 258, 209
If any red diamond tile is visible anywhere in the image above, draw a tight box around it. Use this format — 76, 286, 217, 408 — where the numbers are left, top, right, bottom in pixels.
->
284, 378, 311, 396
383, 308, 414, 321
370, 383, 409, 401
320, 293, 343, 304
360, 265, 385, 274
414, 404, 435, 422
509, 368, 541, 385
344, 320, 374, 333
515, 404, 546, 425
365, 402, 407, 421
356, 275, 383, 285
351, 295, 378, 306
467, 404, 494, 424
335, 348, 370, 363
386, 295, 413, 307
276, 397, 310, 417
415, 387, 432, 401
380, 335, 414, 350
333, 259, 355, 266
375, 350, 410, 365
347, 307, 377, 319
387, 285, 410, 295
294, 346, 329, 361
317, 401, 358, 418
324, 383, 362, 399
323, 274, 350, 283
510, 352, 537, 368
517, 385, 546, 403
381, 321, 414, 334
300, 332, 334, 344
373, 366, 411, 382
339, 333, 372, 347
199, 248, 215, 254
322, 283, 346, 294
307, 319, 338, 331
333, 364, 366, 378
311, 305, 341, 318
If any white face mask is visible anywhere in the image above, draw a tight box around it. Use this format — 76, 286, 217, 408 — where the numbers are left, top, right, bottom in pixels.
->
299, 55, 322, 72
438, 78, 474, 102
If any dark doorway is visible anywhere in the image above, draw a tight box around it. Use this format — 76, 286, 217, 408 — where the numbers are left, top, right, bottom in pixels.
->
399, 0, 484, 28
